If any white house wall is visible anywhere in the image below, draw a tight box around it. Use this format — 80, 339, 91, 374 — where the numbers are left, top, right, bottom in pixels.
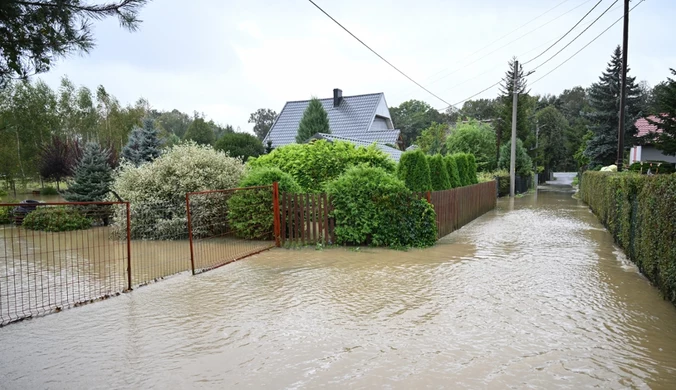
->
642, 146, 676, 163
372, 95, 394, 130
370, 117, 390, 131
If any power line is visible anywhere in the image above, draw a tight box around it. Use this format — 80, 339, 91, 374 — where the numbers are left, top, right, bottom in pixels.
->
531, 0, 645, 86
531, 0, 619, 71
523, 0, 603, 65
306, 0, 453, 107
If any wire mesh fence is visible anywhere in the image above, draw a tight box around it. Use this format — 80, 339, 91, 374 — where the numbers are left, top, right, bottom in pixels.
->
186, 186, 277, 274
0, 202, 130, 326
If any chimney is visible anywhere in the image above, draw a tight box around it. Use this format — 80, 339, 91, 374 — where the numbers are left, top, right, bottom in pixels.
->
333, 88, 343, 107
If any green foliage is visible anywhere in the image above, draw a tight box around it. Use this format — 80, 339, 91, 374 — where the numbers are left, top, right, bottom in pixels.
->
0, 200, 17, 224
629, 161, 675, 174
228, 168, 301, 239
184, 117, 216, 145
248, 140, 395, 192
444, 155, 461, 188
390, 99, 446, 147
648, 69, 676, 156
446, 119, 497, 171
64, 142, 113, 202
121, 117, 162, 166
397, 150, 432, 192
580, 172, 676, 304
466, 153, 478, 184
0, 0, 147, 83
574, 131, 593, 168
453, 153, 472, 186
22, 207, 92, 232
249, 108, 278, 141
584, 46, 642, 166
535, 105, 569, 172
498, 139, 533, 178
326, 166, 436, 248
214, 132, 265, 162
41, 186, 58, 195
110, 142, 245, 239
427, 154, 451, 190
296, 98, 330, 143
415, 122, 448, 155
496, 58, 533, 152
459, 98, 501, 121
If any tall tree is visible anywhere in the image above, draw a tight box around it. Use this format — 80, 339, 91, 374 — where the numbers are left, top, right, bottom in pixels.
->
0, 0, 148, 84
535, 106, 569, 172
296, 98, 329, 143
557, 86, 591, 170
214, 132, 264, 161
445, 119, 497, 172
38, 135, 79, 190
584, 46, 642, 167
63, 141, 112, 202
390, 99, 444, 147
648, 69, 676, 156
415, 122, 448, 155
184, 116, 215, 145
249, 108, 277, 141
121, 117, 161, 166
496, 57, 532, 158
460, 98, 502, 121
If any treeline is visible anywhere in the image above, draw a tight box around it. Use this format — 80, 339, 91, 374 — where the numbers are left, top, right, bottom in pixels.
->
0, 76, 270, 189
390, 45, 670, 173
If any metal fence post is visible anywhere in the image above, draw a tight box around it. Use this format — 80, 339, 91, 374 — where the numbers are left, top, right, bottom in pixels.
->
272, 182, 281, 247
186, 193, 196, 275
125, 202, 132, 291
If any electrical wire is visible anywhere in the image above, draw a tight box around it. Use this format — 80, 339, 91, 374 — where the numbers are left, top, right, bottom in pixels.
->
306, 0, 453, 107
531, 0, 645, 86
523, 0, 603, 65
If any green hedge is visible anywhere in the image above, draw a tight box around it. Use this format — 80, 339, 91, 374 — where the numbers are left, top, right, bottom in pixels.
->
453, 153, 471, 186
326, 166, 437, 248
580, 171, 676, 304
228, 167, 301, 239
444, 155, 461, 188
427, 154, 451, 191
397, 150, 432, 192
22, 207, 92, 232
467, 154, 478, 184
629, 161, 675, 174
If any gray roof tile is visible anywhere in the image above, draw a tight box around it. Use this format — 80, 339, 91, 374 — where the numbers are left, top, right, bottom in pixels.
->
264, 93, 388, 147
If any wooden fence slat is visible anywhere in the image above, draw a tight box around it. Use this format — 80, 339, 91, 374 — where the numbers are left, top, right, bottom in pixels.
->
311, 194, 317, 243
281, 192, 287, 245
322, 193, 329, 244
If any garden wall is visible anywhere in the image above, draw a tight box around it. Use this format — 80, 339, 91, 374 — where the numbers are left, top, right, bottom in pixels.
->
580, 172, 676, 304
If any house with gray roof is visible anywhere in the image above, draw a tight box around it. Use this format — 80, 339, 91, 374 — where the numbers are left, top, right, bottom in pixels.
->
263, 89, 403, 161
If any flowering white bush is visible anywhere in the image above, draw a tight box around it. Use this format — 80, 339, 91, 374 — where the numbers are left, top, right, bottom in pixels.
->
110, 142, 246, 239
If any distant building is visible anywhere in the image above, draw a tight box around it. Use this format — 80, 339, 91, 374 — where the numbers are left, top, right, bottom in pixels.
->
629, 116, 676, 164
264, 89, 404, 161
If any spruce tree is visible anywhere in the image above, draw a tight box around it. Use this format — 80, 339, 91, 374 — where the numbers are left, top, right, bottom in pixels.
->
584, 46, 642, 167
496, 57, 531, 158
649, 69, 676, 156
428, 154, 451, 190
122, 117, 162, 166
64, 142, 113, 202
296, 98, 330, 143
444, 154, 462, 188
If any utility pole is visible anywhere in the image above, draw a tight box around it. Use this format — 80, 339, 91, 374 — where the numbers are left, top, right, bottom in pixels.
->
510, 60, 519, 197
616, 0, 630, 171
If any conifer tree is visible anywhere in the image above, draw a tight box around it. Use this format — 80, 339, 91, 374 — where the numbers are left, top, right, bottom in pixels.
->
122, 117, 162, 166
649, 68, 676, 156
496, 57, 531, 156
444, 154, 462, 188
428, 154, 451, 190
584, 46, 642, 167
296, 98, 330, 143
64, 142, 112, 202
467, 153, 478, 184
397, 150, 432, 192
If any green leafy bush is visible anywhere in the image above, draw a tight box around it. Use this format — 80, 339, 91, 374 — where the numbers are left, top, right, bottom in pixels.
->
498, 139, 533, 177
629, 161, 675, 174
445, 119, 497, 171
0, 200, 17, 224
214, 132, 265, 162
248, 140, 395, 192
22, 207, 92, 232
580, 172, 676, 304
41, 186, 58, 195
397, 150, 432, 192
444, 155, 461, 188
466, 154, 478, 184
227, 167, 301, 239
110, 141, 245, 239
428, 154, 451, 191
326, 166, 437, 248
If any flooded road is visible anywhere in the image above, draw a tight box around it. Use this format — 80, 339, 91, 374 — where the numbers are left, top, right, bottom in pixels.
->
1, 189, 676, 389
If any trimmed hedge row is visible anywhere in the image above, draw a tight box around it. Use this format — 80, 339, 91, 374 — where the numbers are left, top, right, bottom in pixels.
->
397, 150, 477, 192
580, 171, 676, 304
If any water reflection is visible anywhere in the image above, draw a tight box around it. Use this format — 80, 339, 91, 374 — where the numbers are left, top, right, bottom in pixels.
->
0, 190, 675, 389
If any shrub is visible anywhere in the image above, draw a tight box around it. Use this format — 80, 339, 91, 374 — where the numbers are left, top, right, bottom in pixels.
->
248, 140, 395, 192
326, 166, 437, 248
444, 155, 461, 188
498, 139, 533, 177
397, 150, 432, 192
22, 206, 92, 232
580, 172, 676, 305
64, 141, 113, 202
227, 168, 301, 239
214, 132, 265, 162
446, 119, 497, 171
0, 200, 17, 224
427, 154, 451, 190
110, 142, 245, 239
453, 153, 471, 186
41, 186, 58, 195
629, 161, 675, 174
467, 154, 478, 184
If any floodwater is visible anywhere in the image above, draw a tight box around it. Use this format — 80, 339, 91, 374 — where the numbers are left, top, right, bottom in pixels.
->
1, 189, 676, 389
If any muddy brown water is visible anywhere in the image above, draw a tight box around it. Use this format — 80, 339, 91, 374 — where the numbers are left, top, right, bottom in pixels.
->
1, 190, 676, 389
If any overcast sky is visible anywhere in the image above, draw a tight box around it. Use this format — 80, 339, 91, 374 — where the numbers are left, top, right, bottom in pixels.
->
38, 0, 675, 133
